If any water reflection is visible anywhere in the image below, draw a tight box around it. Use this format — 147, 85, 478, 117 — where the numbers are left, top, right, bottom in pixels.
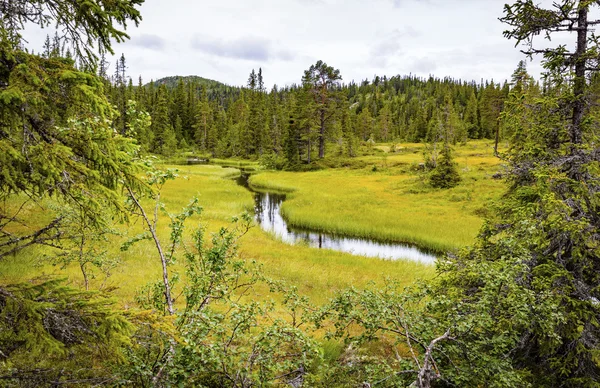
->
252, 189, 438, 265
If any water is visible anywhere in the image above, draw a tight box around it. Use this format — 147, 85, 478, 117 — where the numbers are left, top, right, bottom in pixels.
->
238, 173, 438, 264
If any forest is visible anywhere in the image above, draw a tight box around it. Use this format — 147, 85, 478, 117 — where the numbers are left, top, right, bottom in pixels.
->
1, 0, 600, 387
98, 52, 511, 164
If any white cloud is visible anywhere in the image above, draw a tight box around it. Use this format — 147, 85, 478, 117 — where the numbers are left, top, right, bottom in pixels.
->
127, 34, 166, 51
21, 0, 540, 87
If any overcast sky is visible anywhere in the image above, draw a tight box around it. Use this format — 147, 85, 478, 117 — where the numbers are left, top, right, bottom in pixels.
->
25, 0, 548, 88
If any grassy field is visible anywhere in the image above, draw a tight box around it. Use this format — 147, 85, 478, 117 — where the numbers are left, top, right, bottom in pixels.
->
1, 163, 433, 306
250, 140, 506, 253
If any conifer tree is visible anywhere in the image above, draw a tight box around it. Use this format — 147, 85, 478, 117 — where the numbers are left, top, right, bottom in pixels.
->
193, 85, 212, 151
301, 60, 342, 159
151, 86, 178, 155
464, 90, 480, 138
1, 1, 145, 382
408, 1, 600, 385
284, 109, 301, 169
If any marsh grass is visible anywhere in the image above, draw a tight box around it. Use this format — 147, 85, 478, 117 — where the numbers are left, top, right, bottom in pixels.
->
1, 163, 433, 307
249, 140, 506, 253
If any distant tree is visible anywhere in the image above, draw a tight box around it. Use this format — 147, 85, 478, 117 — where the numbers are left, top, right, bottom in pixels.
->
151, 86, 178, 155
283, 95, 302, 169
193, 85, 212, 151
248, 69, 257, 90
427, 96, 462, 188
301, 60, 343, 159
377, 102, 393, 141
464, 90, 480, 138
356, 107, 374, 141
478, 81, 504, 141
246, 69, 268, 156
258, 67, 265, 92
429, 141, 461, 189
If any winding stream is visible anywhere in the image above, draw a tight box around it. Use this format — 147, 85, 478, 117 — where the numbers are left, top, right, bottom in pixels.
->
236, 173, 438, 264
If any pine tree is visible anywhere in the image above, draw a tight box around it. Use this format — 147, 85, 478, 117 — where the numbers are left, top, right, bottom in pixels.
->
301, 60, 342, 159
429, 141, 461, 188
356, 108, 373, 141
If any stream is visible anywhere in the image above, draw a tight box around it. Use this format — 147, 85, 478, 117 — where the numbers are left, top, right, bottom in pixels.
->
236, 173, 438, 264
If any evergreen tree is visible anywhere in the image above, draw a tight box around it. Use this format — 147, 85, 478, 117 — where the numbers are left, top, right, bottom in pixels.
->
193, 85, 212, 151
479, 81, 503, 140
464, 90, 480, 138
412, 2, 600, 385
377, 102, 393, 141
427, 95, 462, 187
301, 60, 342, 159
151, 86, 178, 155
429, 141, 461, 188
356, 107, 373, 141
0, 1, 145, 382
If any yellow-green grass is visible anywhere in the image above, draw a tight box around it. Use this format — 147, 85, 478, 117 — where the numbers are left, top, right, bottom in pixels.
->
210, 158, 261, 170
1, 164, 433, 307
249, 140, 506, 253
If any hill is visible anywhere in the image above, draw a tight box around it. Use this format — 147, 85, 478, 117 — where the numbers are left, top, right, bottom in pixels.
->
150, 75, 228, 88
149, 75, 239, 93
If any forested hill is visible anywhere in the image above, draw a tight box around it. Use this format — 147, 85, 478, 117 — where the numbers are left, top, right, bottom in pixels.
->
149, 75, 237, 93
145, 75, 241, 103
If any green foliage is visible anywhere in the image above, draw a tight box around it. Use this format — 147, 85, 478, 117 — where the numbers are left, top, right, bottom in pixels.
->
0, 50, 146, 258
2, 0, 143, 63
318, 277, 531, 387
258, 151, 287, 170
171, 219, 320, 386
398, 1, 600, 385
45, 202, 121, 290
151, 75, 237, 98
301, 60, 343, 160
122, 188, 322, 386
0, 279, 133, 386
126, 99, 153, 152
429, 145, 461, 189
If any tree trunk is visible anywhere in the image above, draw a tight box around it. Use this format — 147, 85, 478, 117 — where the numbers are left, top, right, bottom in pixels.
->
494, 124, 500, 157
126, 187, 174, 316
572, 4, 588, 147
319, 110, 325, 158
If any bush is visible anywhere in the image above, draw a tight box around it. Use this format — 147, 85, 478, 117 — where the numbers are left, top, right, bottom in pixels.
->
430, 146, 461, 189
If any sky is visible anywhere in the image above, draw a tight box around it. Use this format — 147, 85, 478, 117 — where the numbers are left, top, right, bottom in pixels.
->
24, 0, 548, 88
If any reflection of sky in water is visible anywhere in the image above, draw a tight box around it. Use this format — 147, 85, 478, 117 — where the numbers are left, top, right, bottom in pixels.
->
253, 192, 437, 265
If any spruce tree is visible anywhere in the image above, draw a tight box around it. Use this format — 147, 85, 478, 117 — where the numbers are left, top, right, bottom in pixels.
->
151, 86, 178, 155
193, 85, 212, 151
417, 1, 600, 385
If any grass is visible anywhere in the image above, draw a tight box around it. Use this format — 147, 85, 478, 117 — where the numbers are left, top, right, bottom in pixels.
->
249, 140, 506, 253
1, 163, 434, 307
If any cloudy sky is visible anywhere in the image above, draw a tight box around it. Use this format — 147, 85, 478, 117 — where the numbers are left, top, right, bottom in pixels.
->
26, 0, 548, 88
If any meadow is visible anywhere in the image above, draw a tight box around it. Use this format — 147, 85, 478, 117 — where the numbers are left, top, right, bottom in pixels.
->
250, 140, 506, 253
1, 140, 506, 308
1, 163, 434, 306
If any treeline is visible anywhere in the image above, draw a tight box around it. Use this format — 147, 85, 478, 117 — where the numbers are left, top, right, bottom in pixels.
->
96, 53, 525, 165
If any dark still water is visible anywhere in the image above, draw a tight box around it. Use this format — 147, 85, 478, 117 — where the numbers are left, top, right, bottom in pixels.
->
240, 175, 438, 264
